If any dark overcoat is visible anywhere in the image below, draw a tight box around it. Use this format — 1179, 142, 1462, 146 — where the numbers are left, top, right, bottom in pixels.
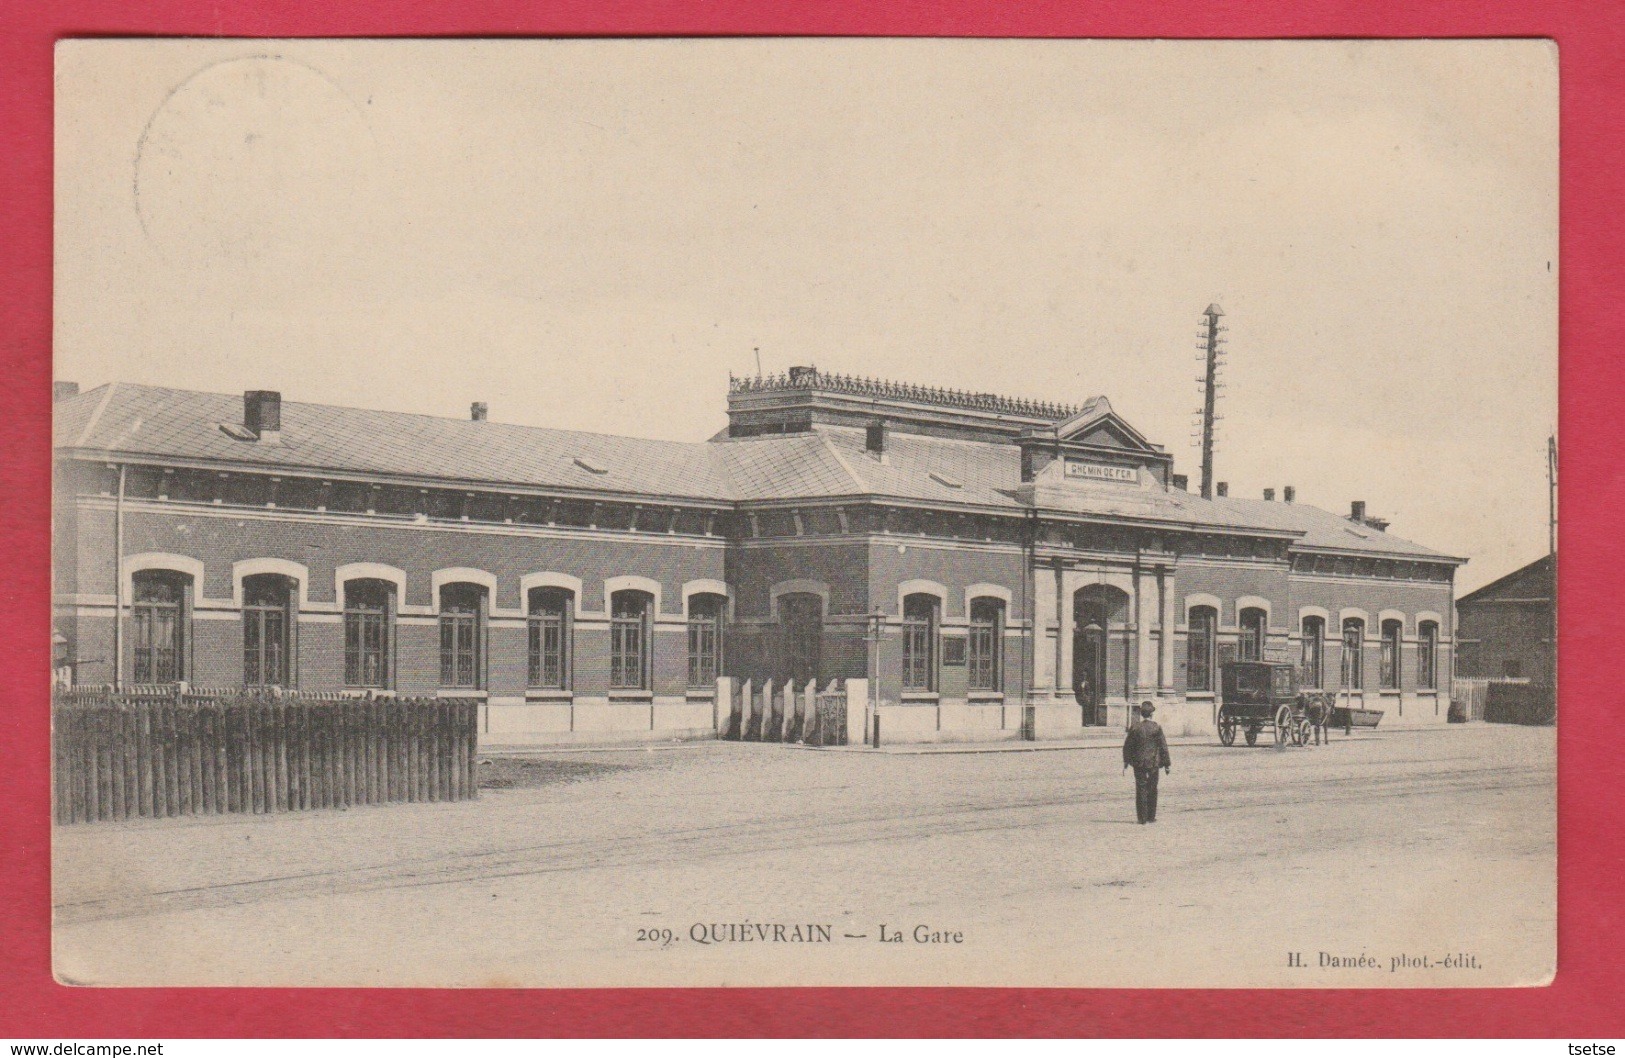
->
1122, 718, 1172, 770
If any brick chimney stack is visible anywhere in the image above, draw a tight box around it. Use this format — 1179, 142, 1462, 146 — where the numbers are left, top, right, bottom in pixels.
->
244, 391, 282, 445
1263, 488, 1275, 501
866, 417, 887, 457
1284, 486, 1295, 503
471, 402, 488, 422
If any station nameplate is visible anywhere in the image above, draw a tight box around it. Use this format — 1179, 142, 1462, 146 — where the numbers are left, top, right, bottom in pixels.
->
1064, 460, 1137, 483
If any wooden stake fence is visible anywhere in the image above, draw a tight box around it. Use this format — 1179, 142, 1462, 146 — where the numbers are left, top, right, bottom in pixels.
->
53, 690, 479, 825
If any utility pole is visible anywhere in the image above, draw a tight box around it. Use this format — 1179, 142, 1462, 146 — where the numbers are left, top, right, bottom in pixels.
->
1197, 304, 1226, 499
1547, 433, 1557, 557
1548, 432, 1558, 698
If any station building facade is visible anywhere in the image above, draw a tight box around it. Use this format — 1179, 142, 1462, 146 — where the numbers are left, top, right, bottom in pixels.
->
52, 370, 1464, 744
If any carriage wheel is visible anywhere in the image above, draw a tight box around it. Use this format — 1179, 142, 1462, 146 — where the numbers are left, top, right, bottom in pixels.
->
1274, 705, 1292, 745
1217, 709, 1237, 747
1292, 716, 1310, 747
1244, 726, 1259, 747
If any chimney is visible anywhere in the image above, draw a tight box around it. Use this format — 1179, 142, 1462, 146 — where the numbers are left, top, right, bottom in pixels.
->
1350, 500, 1366, 523
471, 402, 488, 422
1216, 481, 1228, 498
243, 390, 282, 445
1263, 488, 1275, 501
865, 418, 887, 457
1284, 485, 1295, 503
1171, 473, 1188, 492
53, 381, 79, 402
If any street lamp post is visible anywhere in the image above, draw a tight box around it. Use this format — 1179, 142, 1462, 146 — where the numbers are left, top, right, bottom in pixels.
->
867, 608, 885, 748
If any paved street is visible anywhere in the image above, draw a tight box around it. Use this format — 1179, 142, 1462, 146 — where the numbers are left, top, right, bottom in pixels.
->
53, 724, 1554, 988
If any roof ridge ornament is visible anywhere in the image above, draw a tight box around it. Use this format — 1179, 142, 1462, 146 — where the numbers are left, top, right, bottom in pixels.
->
727, 367, 1082, 420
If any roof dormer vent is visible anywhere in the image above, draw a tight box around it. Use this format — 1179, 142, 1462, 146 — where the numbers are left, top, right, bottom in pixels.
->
573, 457, 608, 475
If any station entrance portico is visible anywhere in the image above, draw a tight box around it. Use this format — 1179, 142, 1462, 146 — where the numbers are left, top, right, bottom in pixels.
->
1071, 583, 1128, 726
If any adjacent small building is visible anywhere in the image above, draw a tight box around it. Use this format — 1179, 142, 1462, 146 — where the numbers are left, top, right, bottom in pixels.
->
52, 369, 1467, 745
1455, 553, 1556, 686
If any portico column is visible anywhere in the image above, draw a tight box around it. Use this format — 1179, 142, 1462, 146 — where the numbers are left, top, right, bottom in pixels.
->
1134, 566, 1156, 698
1056, 565, 1074, 702
1031, 560, 1057, 695
1158, 565, 1178, 695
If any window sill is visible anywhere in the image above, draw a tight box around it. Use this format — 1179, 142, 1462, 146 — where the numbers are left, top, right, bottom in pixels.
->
341, 688, 395, 697
608, 690, 653, 702
967, 692, 1005, 702
1185, 691, 1215, 701
526, 689, 573, 702
1417, 689, 1439, 696
685, 689, 717, 701
437, 688, 487, 699
901, 691, 940, 702
1378, 689, 1402, 697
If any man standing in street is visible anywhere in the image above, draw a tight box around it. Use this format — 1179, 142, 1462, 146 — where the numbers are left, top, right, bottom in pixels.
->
1122, 700, 1172, 824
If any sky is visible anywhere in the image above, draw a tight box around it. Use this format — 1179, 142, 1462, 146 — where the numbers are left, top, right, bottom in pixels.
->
54, 38, 1557, 593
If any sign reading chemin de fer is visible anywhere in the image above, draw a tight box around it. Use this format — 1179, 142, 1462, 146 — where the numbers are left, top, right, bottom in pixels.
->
1064, 460, 1138, 484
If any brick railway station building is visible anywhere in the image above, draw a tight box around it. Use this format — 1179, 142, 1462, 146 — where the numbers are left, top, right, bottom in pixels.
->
52, 368, 1465, 744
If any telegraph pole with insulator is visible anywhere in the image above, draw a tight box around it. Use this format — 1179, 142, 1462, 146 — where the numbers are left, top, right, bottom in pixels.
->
1197, 303, 1226, 499
1547, 433, 1557, 557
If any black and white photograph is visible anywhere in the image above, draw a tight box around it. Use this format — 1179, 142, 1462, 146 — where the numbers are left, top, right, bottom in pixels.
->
49, 37, 1557, 988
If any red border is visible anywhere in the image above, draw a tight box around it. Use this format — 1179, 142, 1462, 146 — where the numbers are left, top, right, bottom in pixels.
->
3, 0, 1621, 1039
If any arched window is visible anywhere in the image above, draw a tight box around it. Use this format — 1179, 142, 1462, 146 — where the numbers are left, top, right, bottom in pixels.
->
439, 583, 487, 689
1418, 620, 1439, 690
687, 593, 726, 688
967, 597, 1005, 693
243, 573, 294, 688
610, 589, 652, 690
1187, 605, 1217, 692
132, 570, 189, 684
343, 579, 394, 688
527, 587, 573, 690
777, 592, 823, 684
1239, 607, 1267, 662
1300, 615, 1325, 689
902, 593, 939, 693
1380, 618, 1404, 689
1341, 618, 1365, 691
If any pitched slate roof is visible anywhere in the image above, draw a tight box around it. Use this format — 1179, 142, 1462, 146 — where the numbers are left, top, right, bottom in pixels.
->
1208, 494, 1457, 560
54, 382, 1460, 561
1456, 552, 1553, 605
55, 383, 736, 501
822, 428, 1025, 508
707, 433, 861, 500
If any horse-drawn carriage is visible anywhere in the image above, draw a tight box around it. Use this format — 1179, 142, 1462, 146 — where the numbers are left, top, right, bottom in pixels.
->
1216, 660, 1336, 747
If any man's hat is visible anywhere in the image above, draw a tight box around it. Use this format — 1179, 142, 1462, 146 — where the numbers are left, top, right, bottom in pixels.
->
1139, 701, 1155, 715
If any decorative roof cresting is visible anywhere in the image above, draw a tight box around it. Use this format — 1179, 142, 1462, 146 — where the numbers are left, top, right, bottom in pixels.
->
728, 366, 1083, 421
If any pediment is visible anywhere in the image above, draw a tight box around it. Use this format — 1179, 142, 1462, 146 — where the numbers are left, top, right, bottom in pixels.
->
1053, 398, 1157, 453
1070, 419, 1146, 451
